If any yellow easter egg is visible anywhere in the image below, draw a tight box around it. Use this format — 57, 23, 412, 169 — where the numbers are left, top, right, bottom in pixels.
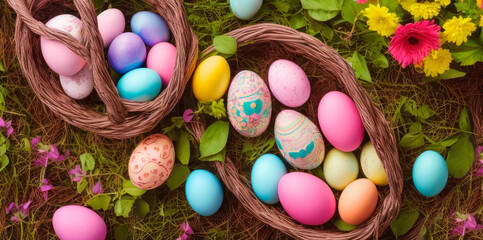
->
360, 142, 389, 186
192, 55, 230, 102
323, 148, 359, 191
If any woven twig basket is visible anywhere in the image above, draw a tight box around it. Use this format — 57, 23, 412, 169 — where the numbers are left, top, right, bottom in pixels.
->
7, 0, 198, 139
190, 23, 403, 239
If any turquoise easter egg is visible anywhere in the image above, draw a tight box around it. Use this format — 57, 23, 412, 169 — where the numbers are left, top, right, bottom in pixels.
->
185, 170, 224, 216
230, 0, 263, 20
117, 68, 162, 101
274, 110, 325, 170
251, 154, 287, 204
412, 150, 448, 197
227, 70, 272, 137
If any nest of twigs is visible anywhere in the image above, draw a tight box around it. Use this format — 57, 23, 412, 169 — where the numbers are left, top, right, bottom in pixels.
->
7, 0, 198, 139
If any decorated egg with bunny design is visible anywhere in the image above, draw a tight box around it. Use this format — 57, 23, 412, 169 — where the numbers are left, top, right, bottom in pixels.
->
128, 134, 175, 190
275, 110, 325, 170
227, 70, 272, 137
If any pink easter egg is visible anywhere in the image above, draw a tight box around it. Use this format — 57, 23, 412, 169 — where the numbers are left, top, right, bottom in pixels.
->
128, 134, 175, 190
268, 59, 311, 108
278, 172, 336, 225
40, 14, 86, 76
59, 64, 94, 100
52, 205, 106, 240
97, 8, 125, 47
147, 42, 177, 87
317, 91, 365, 152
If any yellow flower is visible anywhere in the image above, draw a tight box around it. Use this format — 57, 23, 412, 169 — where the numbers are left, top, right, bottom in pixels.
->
423, 48, 453, 77
435, 0, 451, 7
409, 1, 441, 19
480, 15, 483, 27
399, 0, 417, 11
443, 16, 477, 46
362, 4, 399, 37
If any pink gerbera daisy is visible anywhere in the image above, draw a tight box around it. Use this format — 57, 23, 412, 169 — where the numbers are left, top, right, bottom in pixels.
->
389, 20, 441, 68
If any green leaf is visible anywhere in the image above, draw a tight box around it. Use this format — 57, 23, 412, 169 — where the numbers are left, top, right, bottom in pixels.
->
159, 205, 179, 217
425, 134, 460, 153
416, 105, 435, 121
241, 138, 276, 163
334, 218, 356, 231
123, 179, 146, 197
373, 53, 389, 68
165, 164, 190, 190
289, 13, 306, 29
341, 0, 366, 22
348, 51, 372, 82
200, 147, 226, 162
114, 196, 135, 218
380, 0, 405, 19
115, 224, 130, 240
80, 153, 95, 171
320, 25, 334, 41
399, 123, 425, 149
446, 134, 474, 178
22, 137, 31, 152
133, 199, 150, 219
200, 121, 229, 158
86, 195, 111, 211
176, 130, 190, 165
451, 39, 483, 66
213, 36, 237, 55
0, 59, 4, 72
0, 154, 9, 172
0, 135, 10, 156
390, 210, 419, 237
310, 167, 325, 180
77, 178, 88, 194
301, 0, 342, 11
435, 69, 466, 80
91, 0, 107, 14
458, 108, 470, 132
308, 9, 340, 21
271, 0, 291, 12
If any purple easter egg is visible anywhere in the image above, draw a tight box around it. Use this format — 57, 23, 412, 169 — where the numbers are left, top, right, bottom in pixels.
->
108, 32, 146, 74
131, 11, 170, 47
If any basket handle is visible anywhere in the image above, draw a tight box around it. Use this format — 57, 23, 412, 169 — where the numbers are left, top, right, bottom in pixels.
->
7, 0, 127, 123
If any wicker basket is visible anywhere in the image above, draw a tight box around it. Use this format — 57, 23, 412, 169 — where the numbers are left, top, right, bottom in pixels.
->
7, 0, 198, 139
190, 23, 403, 239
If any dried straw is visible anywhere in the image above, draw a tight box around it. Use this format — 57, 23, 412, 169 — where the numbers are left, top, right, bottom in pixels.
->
7, 0, 198, 139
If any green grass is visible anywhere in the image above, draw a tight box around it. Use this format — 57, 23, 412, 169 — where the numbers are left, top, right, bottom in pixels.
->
0, 0, 482, 239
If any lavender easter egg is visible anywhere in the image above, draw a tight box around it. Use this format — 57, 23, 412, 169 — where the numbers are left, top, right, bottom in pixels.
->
128, 134, 175, 190
40, 14, 86, 76
227, 70, 272, 137
59, 64, 94, 100
108, 32, 146, 74
131, 11, 170, 47
97, 8, 125, 47
275, 110, 325, 170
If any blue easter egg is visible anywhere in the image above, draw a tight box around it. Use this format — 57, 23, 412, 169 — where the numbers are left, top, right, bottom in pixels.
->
108, 32, 146, 74
185, 170, 224, 216
131, 11, 170, 47
117, 68, 161, 101
230, 0, 263, 20
251, 154, 287, 204
412, 150, 448, 197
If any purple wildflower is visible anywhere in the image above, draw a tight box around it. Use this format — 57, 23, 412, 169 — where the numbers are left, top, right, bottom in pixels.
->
451, 212, 483, 236
92, 181, 103, 195
6, 201, 32, 222
69, 165, 86, 182
32, 142, 69, 167
183, 109, 194, 123
40, 178, 53, 201
30, 136, 41, 149
0, 117, 14, 137
177, 221, 194, 240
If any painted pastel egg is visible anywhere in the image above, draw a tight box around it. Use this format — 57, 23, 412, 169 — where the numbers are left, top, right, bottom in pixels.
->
227, 70, 271, 137
59, 64, 94, 100
52, 205, 106, 240
268, 59, 311, 108
192, 55, 230, 102
361, 141, 389, 186
318, 91, 365, 152
338, 179, 378, 225
185, 170, 224, 216
128, 134, 175, 190
146, 42, 176, 87
274, 110, 325, 170
40, 14, 86, 76
412, 150, 448, 197
131, 11, 170, 47
230, 0, 263, 20
278, 172, 336, 225
97, 8, 125, 47
108, 32, 146, 74
117, 68, 161, 101
251, 154, 287, 204
323, 148, 359, 191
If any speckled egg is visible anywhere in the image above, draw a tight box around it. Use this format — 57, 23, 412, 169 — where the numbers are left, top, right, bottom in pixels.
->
128, 134, 175, 190
227, 70, 271, 137
268, 59, 311, 108
59, 64, 94, 100
275, 110, 325, 170
40, 14, 86, 76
